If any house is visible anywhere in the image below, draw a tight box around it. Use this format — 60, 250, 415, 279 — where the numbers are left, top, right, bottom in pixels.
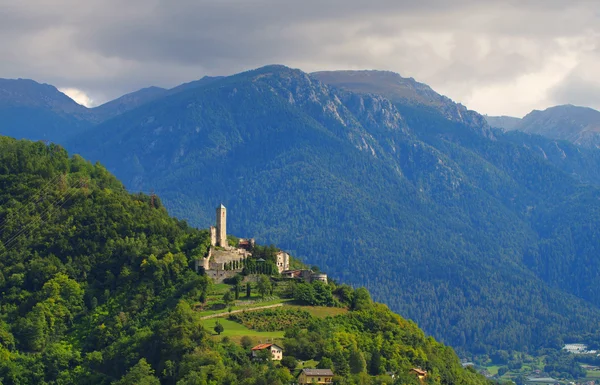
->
298, 369, 334, 384
251, 343, 283, 361
411, 368, 428, 381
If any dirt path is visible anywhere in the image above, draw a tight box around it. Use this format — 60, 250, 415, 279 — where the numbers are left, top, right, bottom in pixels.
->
199, 303, 284, 320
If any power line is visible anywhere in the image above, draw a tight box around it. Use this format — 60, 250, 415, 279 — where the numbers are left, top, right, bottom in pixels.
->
0, 173, 63, 232
1, 178, 86, 253
1, 179, 84, 252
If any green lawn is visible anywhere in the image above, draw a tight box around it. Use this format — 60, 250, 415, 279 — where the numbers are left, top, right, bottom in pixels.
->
202, 317, 284, 340
585, 370, 600, 379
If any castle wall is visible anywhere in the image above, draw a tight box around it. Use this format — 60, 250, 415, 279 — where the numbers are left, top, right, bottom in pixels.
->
210, 226, 217, 247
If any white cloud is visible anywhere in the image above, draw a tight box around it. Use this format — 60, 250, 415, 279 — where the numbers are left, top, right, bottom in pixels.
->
59, 87, 95, 107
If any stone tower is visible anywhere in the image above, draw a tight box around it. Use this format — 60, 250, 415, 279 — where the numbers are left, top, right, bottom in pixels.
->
216, 204, 227, 247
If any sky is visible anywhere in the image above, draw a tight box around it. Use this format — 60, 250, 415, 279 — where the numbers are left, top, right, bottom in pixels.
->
1, 0, 599, 117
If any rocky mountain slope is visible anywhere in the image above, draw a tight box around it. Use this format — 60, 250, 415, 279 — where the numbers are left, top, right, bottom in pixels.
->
311, 70, 492, 137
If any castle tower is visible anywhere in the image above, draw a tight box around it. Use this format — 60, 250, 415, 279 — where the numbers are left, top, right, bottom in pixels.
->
216, 204, 227, 247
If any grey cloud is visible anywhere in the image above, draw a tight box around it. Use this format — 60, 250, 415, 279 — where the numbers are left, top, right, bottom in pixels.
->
550, 74, 600, 108
0, 0, 599, 113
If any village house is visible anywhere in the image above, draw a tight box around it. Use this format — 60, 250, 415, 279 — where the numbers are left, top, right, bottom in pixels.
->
411, 368, 428, 381
297, 368, 334, 384
251, 343, 283, 361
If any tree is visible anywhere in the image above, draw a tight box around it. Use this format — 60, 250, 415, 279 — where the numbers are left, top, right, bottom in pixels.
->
114, 358, 160, 385
318, 357, 334, 370
281, 356, 298, 370
246, 282, 252, 298
214, 321, 224, 335
351, 287, 372, 311
241, 336, 253, 349
369, 350, 382, 375
255, 347, 272, 362
235, 281, 242, 300
223, 290, 234, 307
349, 348, 366, 374
258, 276, 271, 299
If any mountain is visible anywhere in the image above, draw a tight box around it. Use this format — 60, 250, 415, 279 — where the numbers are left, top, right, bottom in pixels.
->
0, 77, 223, 143
486, 105, 600, 148
0, 78, 93, 142
311, 70, 492, 137
90, 86, 167, 121
0, 136, 490, 385
62, 65, 600, 355
485, 115, 522, 131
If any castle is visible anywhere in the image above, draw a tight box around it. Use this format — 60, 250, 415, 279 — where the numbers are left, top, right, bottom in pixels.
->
197, 204, 292, 281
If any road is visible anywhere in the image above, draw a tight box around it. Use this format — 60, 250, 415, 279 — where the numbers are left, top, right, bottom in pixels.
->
199, 303, 284, 320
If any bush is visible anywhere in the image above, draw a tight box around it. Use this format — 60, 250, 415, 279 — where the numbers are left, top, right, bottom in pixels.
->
281, 356, 297, 370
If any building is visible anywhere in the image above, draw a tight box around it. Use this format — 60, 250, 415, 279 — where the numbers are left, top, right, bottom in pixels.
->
275, 251, 290, 273
298, 369, 334, 384
216, 204, 227, 247
282, 269, 328, 283
238, 238, 255, 251
251, 343, 283, 361
411, 368, 428, 381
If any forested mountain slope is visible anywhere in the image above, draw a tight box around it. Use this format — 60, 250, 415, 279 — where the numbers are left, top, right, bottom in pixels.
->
62, 65, 600, 355
0, 137, 490, 385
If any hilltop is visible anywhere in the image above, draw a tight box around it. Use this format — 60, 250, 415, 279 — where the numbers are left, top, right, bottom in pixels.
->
0, 137, 490, 385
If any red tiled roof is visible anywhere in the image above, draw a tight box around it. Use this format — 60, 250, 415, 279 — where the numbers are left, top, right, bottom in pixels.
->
251, 343, 273, 351
251, 343, 282, 351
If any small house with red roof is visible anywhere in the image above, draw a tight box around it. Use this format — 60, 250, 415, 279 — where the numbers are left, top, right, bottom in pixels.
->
251, 343, 283, 361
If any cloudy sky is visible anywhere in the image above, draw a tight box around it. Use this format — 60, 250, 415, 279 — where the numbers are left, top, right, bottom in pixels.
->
1, 0, 599, 116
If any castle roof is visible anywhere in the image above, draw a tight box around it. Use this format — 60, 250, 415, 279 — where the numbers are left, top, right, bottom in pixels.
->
219, 204, 226, 209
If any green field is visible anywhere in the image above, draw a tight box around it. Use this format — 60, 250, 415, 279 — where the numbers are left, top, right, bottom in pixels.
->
202, 317, 285, 340
585, 370, 600, 379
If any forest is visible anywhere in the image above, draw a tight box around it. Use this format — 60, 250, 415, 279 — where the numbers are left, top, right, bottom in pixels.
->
0, 137, 491, 385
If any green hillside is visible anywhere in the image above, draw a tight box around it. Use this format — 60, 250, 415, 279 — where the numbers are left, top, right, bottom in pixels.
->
64, 65, 600, 355
0, 137, 490, 385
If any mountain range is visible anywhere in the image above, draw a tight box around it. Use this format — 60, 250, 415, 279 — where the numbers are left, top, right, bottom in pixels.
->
486, 104, 600, 148
3, 66, 600, 356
